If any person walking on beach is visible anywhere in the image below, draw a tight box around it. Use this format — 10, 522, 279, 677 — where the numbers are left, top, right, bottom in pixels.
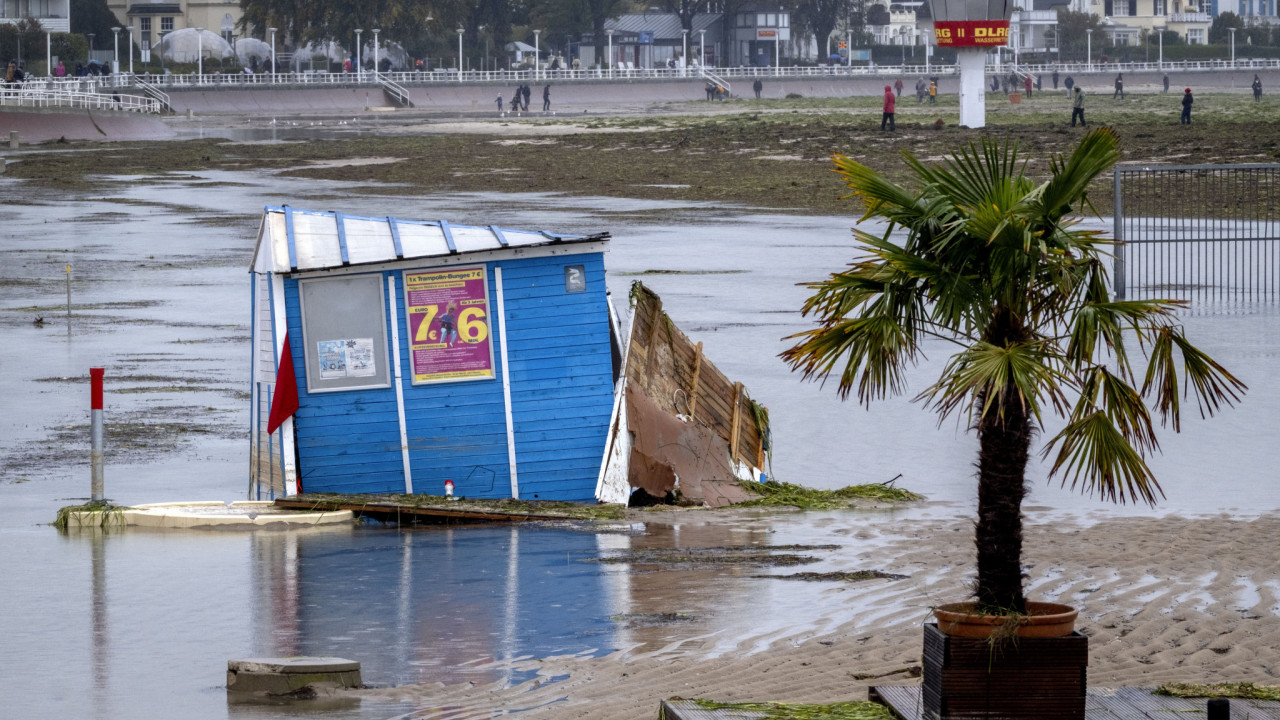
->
1163, 73, 1170, 93
1024, 75, 1033, 98
1181, 87, 1193, 124
916, 76, 926, 103
894, 77, 903, 96
928, 80, 937, 104
1052, 68, 1059, 89
1114, 73, 1124, 99
753, 78, 762, 98
1064, 75, 1074, 96
543, 84, 551, 111
496, 93, 504, 114
1252, 74, 1263, 101
1071, 87, 1086, 127
880, 84, 896, 131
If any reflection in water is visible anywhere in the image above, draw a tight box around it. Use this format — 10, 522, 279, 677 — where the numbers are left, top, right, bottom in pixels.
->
251, 525, 625, 688
91, 534, 108, 718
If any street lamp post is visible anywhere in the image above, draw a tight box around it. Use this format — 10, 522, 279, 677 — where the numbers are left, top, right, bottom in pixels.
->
355, 29, 362, 80
1086, 28, 1092, 71
1157, 26, 1164, 69
606, 29, 613, 77
195, 28, 203, 78
457, 27, 464, 81
45, 31, 50, 76
268, 27, 277, 75
699, 28, 706, 69
534, 29, 540, 80
127, 26, 133, 75
1229, 27, 1236, 66
111, 26, 120, 74
774, 29, 780, 76
373, 29, 380, 74
87, 32, 95, 64
682, 28, 688, 75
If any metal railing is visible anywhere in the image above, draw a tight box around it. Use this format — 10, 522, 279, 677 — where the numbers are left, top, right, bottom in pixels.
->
0, 83, 161, 113
375, 72, 413, 107
699, 67, 733, 95
1114, 163, 1280, 302
19, 57, 1280, 94
134, 77, 171, 113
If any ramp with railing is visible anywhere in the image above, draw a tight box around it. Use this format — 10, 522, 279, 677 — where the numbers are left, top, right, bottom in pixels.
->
133, 78, 171, 114
699, 67, 733, 96
376, 72, 414, 108
0, 84, 161, 114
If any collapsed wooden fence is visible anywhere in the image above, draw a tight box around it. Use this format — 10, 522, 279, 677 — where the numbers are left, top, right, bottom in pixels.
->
624, 283, 769, 473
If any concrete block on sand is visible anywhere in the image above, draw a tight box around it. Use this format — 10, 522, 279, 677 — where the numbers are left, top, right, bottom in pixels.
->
227, 657, 362, 695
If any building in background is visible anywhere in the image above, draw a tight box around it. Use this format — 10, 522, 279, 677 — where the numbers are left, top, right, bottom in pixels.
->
0, 0, 70, 32
104, 0, 244, 55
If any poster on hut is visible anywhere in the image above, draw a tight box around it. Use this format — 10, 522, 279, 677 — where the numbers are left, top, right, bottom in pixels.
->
404, 267, 496, 384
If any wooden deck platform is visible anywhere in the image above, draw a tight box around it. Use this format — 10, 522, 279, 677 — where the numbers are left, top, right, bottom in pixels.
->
870, 685, 1280, 720
273, 495, 610, 525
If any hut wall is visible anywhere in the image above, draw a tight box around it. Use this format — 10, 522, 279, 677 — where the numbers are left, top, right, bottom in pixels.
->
499, 254, 614, 501
282, 252, 613, 501
285, 277, 407, 495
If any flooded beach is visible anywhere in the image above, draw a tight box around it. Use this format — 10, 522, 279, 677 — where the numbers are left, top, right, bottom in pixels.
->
2, 148, 1279, 718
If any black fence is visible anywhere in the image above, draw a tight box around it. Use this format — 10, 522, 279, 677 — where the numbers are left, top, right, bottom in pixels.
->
1113, 164, 1280, 302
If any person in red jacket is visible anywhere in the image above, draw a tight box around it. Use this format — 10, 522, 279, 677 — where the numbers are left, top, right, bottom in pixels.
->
881, 84, 896, 131
1024, 74, 1032, 98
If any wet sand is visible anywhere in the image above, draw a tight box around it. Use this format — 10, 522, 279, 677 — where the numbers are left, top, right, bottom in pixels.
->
359, 509, 1280, 717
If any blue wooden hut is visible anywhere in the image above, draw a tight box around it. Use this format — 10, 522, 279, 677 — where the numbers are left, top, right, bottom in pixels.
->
248, 206, 620, 502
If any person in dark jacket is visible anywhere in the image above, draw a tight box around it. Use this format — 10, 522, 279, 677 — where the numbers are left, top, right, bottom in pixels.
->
880, 85, 896, 131
1114, 73, 1124, 99
752, 78, 762, 98
1052, 69, 1059, 89
1071, 87, 1086, 127
1252, 74, 1263, 101
542, 84, 551, 111
1181, 87, 1193, 124
1163, 73, 1170, 93
1064, 75, 1074, 95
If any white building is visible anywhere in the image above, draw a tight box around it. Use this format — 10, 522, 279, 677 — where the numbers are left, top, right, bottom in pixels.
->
0, 0, 71, 32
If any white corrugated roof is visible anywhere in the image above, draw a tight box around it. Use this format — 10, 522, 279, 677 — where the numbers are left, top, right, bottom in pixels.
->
252, 206, 610, 274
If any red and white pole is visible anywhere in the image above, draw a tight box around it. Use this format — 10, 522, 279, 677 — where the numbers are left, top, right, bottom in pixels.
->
90, 367, 105, 502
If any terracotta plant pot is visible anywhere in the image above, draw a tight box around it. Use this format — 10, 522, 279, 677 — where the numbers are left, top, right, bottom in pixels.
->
933, 601, 1078, 638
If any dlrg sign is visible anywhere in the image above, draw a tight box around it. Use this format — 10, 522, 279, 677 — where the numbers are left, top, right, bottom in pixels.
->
933, 20, 1011, 47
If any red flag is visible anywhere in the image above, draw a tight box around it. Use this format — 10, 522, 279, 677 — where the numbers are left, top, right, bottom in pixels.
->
267, 331, 299, 435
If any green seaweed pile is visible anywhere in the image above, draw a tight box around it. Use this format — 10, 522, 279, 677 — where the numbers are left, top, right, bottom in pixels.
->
53, 501, 130, 530
684, 699, 897, 720
1154, 682, 1280, 701
734, 480, 922, 510
291, 492, 627, 521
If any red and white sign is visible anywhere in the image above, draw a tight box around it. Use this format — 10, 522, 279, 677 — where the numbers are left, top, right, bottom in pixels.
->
933, 20, 1011, 47
757, 29, 777, 38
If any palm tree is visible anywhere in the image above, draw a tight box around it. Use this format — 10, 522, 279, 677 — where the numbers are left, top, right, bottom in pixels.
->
782, 128, 1246, 615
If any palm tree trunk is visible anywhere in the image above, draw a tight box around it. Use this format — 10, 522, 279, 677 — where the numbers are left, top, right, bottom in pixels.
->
974, 381, 1032, 614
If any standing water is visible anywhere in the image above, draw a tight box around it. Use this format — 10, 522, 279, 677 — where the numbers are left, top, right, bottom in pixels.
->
0, 165, 1276, 719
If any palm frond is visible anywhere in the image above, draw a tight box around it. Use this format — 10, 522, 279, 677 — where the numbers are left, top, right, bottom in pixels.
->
1046, 411, 1163, 505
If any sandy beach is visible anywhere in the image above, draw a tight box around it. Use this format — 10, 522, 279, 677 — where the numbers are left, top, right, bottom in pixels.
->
356, 508, 1280, 717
